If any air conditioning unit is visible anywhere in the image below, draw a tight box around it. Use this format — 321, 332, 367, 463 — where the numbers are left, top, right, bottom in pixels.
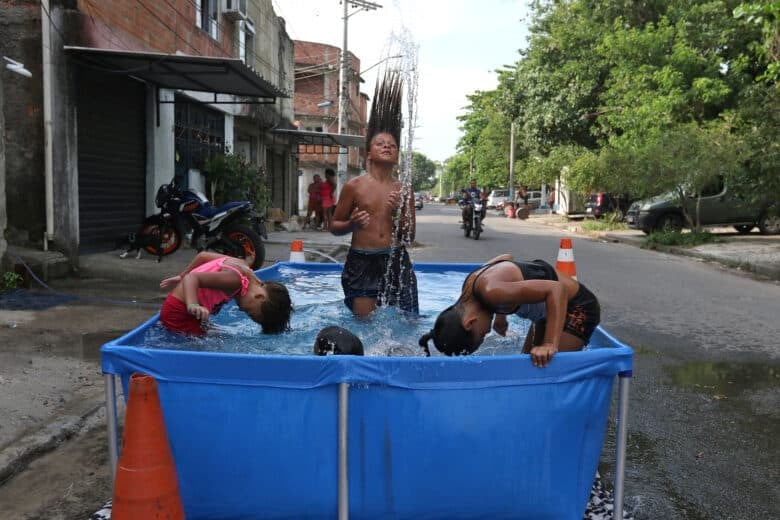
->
223, 0, 247, 21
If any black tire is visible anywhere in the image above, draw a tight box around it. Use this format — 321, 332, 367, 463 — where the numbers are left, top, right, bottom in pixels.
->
141, 216, 181, 256
223, 224, 265, 269
758, 213, 780, 235
653, 213, 682, 233
733, 224, 754, 234
464, 226, 471, 237
473, 217, 481, 240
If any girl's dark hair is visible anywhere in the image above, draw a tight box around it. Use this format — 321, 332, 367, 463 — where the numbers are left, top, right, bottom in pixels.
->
256, 281, 292, 334
366, 70, 403, 149
418, 304, 480, 356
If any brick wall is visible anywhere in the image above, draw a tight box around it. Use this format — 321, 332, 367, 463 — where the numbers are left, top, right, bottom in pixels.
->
75, 0, 235, 57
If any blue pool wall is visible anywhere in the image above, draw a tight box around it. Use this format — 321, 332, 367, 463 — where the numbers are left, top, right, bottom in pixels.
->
101, 261, 634, 520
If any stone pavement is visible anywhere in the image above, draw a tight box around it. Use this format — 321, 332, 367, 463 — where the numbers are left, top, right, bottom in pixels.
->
0, 210, 778, 508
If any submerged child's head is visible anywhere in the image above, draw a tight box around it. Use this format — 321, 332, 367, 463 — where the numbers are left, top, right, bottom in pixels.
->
241, 281, 292, 334
418, 303, 481, 357
313, 326, 364, 356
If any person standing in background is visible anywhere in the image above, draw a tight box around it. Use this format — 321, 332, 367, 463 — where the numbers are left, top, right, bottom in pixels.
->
304, 174, 322, 230
320, 168, 337, 231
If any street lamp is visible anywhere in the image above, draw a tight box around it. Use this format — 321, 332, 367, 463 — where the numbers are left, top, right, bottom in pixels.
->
359, 54, 403, 76
3, 56, 32, 78
336, 0, 383, 197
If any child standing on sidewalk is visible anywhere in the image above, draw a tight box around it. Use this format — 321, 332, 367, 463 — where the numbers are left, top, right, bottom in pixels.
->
159, 252, 291, 336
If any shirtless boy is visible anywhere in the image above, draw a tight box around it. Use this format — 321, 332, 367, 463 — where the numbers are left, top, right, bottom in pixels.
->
329, 71, 418, 317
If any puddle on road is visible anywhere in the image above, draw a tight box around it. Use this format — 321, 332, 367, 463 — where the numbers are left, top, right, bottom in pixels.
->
668, 361, 779, 395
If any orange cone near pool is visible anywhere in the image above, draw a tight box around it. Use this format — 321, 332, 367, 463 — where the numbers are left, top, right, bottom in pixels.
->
555, 237, 577, 279
112, 373, 184, 520
289, 240, 305, 262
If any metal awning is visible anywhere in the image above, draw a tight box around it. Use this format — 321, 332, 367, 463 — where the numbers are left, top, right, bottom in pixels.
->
272, 128, 365, 149
64, 46, 287, 101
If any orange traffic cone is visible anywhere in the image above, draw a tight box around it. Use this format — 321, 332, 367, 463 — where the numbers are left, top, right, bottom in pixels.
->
289, 240, 306, 262
112, 373, 184, 520
555, 237, 577, 279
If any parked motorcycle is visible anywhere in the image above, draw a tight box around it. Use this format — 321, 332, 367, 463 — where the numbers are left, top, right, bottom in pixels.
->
139, 179, 267, 268
461, 198, 484, 240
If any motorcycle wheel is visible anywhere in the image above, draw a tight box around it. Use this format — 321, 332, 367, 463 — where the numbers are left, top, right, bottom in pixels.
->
141, 216, 182, 256
473, 217, 481, 240
224, 223, 265, 269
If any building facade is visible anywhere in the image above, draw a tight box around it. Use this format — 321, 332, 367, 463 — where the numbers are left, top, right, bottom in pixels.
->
0, 0, 295, 268
291, 40, 368, 214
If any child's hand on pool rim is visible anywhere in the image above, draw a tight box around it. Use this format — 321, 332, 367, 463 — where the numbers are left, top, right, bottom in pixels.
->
529, 343, 557, 368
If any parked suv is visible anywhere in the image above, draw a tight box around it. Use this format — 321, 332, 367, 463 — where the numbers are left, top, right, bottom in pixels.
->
585, 192, 633, 220
625, 178, 780, 235
487, 189, 509, 209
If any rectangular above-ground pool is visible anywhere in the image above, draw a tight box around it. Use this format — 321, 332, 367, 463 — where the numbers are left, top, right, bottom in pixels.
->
101, 261, 633, 520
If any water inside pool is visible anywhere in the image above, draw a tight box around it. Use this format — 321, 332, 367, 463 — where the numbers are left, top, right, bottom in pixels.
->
139, 266, 532, 356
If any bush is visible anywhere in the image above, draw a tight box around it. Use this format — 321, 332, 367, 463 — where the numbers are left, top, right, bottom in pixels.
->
1, 272, 23, 293
202, 153, 269, 212
642, 230, 721, 248
581, 215, 628, 232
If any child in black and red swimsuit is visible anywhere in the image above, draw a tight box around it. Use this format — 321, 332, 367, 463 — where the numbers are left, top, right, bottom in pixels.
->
419, 253, 600, 367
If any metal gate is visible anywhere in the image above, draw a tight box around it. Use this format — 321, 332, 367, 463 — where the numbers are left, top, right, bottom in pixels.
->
77, 70, 146, 252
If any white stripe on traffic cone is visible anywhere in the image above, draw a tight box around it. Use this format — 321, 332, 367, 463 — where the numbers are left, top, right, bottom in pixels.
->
289, 240, 306, 262
555, 237, 577, 279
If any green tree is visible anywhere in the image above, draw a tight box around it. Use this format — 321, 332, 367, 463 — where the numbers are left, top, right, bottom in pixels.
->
411, 151, 437, 193
202, 153, 269, 210
734, 1, 780, 83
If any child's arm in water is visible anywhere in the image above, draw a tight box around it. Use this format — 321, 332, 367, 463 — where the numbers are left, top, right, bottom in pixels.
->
179, 268, 244, 322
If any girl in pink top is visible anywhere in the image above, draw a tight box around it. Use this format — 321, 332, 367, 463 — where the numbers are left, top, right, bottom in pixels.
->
159, 252, 291, 336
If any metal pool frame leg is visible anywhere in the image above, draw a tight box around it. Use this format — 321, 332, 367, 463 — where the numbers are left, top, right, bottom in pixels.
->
613, 371, 631, 518
338, 382, 349, 520
104, 373, 119, 485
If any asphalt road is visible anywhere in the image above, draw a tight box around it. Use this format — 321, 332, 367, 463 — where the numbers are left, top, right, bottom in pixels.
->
414, 205, 780, 519
0, 204, 778, 519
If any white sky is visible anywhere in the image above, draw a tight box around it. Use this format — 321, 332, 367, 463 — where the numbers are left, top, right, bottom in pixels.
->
272, 0, 531, 163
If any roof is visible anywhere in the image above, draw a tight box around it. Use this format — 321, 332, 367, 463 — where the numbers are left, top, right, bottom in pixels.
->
64, 46, 287, 100
271, 128, 365, 149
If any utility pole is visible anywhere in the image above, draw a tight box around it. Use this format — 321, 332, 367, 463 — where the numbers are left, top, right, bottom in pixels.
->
336, 0, 382, 197
508, 120, 515, 202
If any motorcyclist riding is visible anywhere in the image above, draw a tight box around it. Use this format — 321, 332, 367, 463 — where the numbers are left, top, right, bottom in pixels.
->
461, 179, 487, 227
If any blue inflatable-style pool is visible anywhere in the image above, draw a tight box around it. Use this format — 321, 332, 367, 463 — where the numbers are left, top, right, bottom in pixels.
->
101, 261, 633, 520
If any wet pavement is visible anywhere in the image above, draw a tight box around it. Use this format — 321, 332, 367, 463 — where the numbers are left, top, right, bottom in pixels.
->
0, 209, 778, 517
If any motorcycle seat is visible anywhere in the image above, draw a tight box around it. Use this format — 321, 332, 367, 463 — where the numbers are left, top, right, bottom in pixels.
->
196, 200, 250, 219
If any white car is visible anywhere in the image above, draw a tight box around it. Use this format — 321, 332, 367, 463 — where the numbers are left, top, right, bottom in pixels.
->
487, 189, 509, 209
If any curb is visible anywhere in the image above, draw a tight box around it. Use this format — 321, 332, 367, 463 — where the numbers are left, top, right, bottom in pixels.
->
0, 398, 106, 485
535, 218, 780, 282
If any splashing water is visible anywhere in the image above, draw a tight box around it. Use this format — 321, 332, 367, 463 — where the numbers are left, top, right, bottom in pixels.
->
139, 267, 530, 356
379, 27, 420, 310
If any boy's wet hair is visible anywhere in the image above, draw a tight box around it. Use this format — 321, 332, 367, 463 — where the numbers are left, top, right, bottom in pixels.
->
418, 304, 480, 356
313, 326, 364, 356
255, 281, 292, 334
366, 69, 403, 150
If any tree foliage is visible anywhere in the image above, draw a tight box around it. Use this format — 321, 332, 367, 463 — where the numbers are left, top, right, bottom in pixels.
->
440, 0, 778, 219
410, 151, 438, 193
